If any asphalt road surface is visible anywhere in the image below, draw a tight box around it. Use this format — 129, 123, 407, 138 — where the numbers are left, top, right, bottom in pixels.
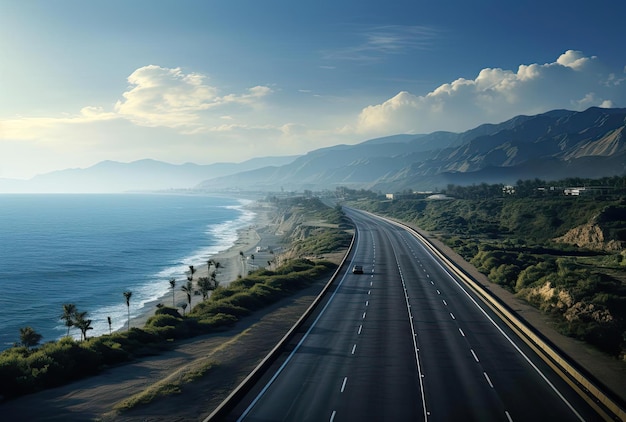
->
223, 207, 603, 421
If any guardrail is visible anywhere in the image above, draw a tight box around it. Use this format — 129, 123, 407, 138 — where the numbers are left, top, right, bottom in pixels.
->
204, 229, 357, 421
387, 217, 625, 422
207, 209, 624, 421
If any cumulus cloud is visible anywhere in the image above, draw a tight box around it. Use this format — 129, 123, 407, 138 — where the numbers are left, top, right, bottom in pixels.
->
115, 65, 272, 129
556, 50, 594, 69
1, 65, 273, 141
353, 50, 625, 135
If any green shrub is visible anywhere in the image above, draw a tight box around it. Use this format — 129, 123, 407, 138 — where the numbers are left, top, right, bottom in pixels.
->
197, 313, 238, 330
154, 306, 182, 318
191, 301, 249, 318
82, 337, 130, 365
146, 313, 183, 328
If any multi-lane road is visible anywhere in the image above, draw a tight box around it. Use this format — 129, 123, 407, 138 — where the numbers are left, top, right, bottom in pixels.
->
221, 207, 604, 421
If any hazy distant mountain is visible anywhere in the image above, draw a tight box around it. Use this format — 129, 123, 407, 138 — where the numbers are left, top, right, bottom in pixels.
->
4, 107, 624, 194
196, 107, 626, 192
0, 155, 299, 193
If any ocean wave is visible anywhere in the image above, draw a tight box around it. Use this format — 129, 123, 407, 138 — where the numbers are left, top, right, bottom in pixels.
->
0, 195, 255, 347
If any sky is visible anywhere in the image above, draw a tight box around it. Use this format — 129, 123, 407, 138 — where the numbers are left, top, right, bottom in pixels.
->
1, 0, 625, 180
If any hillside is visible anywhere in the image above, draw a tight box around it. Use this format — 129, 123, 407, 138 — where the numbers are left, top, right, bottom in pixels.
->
197, 107, 626, 192
346, 184, 626, 359
3, 107, 625, 194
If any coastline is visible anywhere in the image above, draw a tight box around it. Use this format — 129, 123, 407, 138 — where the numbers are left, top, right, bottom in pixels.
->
125, 202, 278, 330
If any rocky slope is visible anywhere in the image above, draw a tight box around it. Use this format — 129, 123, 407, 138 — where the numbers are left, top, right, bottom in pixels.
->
554, 205, 626, 252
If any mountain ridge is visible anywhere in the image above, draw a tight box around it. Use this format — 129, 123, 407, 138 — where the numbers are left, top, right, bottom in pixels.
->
2, 107, 625, 193
196, 106, 626, 192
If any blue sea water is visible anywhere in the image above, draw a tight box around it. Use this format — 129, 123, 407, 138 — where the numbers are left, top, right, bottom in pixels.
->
0, 194, 254, 349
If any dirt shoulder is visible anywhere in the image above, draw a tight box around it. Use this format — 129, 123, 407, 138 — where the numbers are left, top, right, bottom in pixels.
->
2, 221, 623, 420
0, 277, 329, 422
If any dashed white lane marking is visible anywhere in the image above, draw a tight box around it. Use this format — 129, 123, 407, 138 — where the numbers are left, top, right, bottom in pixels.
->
470, 349, 480, 362
365, 300, 369, 307
484, 372, 494, 388
436, 289, 441, 295
351, 344, 357, 355
358, 324, 362, 335
330, 410, 336, 421
368, 290, 371, 295
450, 313, 456, 320
442, 299, 448, 306
459, 328, 466, 337
362, 312, 367, 319
341, 377, 348, 392
505, 410, 513, 421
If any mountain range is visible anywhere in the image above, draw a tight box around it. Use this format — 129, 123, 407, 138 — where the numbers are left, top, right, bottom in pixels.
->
0, 155, 299, 193
197, 106, 626, 192
2, 107, 625, 193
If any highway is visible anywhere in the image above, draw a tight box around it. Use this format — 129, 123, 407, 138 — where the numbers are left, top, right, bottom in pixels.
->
222, 207, 603, 421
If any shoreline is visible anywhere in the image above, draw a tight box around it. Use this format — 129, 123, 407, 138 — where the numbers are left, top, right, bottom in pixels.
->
124, 202, 278, 330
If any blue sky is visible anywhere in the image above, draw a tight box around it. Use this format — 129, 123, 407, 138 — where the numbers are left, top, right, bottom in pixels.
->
1, 0, 625, 179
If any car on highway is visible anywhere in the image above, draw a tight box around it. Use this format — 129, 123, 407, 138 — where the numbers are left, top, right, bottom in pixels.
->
352, 265, 363, 274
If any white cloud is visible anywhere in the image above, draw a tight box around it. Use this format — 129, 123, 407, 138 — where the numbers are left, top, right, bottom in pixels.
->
1, 65, 273, 141
323, 25, 440, 62
114, 65, 272, 129
352, 50, 625, 136
0, 106, 117, 141
556, 50, 595, 70
2, 52, 624, 180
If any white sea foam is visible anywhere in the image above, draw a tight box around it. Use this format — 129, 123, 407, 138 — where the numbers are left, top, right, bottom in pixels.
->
43, 198, 257, 341
92, 200, 259, 335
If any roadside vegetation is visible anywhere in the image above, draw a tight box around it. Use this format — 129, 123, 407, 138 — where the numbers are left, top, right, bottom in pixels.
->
0, 197, 350, 400
344, 176, 626, 359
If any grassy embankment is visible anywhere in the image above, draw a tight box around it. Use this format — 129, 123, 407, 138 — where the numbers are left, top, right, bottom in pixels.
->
347, 181, 626, 359
0, 197, 352, 401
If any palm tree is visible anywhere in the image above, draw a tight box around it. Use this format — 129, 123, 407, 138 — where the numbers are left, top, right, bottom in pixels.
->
19, 326, 42, 349
123, 290, 132, 331
61, 303, 77, 337
188, 265, 196, 279
181, 303, 187, 315
239, 251, 246, 276
169, 278, 177, 307
74, 311, 93, 340
181, 280, 193, 312
107, 316, 112, 335
197, 277, 212, 300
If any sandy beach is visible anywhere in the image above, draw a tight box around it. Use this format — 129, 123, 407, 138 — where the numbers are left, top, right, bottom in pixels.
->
126, 201, 281, 329
0, 199, 335, 421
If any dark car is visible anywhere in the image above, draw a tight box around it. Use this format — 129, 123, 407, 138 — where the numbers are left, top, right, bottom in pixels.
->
352, 265, 363, 274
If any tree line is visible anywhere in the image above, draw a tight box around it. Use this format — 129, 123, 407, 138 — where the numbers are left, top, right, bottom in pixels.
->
16, 260, 224, 349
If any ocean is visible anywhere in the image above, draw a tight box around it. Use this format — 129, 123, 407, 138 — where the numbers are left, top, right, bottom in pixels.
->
0, 194, 254, 349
